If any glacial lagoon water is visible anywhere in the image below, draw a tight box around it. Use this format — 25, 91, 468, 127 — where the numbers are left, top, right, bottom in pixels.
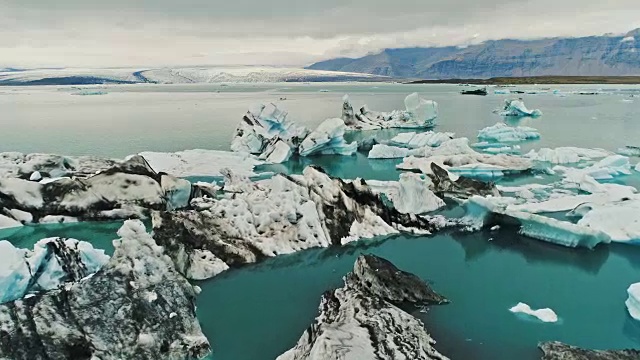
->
3, 83, 640, 359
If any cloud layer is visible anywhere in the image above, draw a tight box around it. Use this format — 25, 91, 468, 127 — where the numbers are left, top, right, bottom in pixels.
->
2, 0, 640, 67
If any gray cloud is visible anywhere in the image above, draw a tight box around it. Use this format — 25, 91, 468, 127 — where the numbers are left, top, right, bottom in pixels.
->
2, 0, 640, 67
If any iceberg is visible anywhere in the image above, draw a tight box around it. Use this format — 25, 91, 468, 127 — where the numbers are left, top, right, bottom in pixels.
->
509, 302, 558, 323
140, 149, 264, 177
576, 199, 640, 243
152, 166, 454, 280
477, 123, 540, 143
618, 146, 640, 157
369, 137, 476, 159
472, 141, 521, 155
388, 131, 455, 148
498, 99, 542, 117
0, 152, 117, 179
464, 196, 611, 249
0, 238, 109, 304
230, 103, 309, 163
626, 283, 640, 320
525, 147, 611, 164
0, 220, 211, 359
555, 155, 632, 181
343, 93, 438, 130
299, 118, 357, 157
371, 173, 445, 214
277, 255, 449, 360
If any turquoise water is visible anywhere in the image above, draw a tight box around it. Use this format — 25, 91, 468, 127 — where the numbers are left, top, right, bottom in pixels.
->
3, 83, 640, 359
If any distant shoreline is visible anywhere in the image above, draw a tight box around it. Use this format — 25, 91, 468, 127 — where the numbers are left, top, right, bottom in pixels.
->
407, 76, 640, 85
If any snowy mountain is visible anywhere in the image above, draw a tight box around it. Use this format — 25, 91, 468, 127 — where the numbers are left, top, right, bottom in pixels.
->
308, 29, 640, 79
0, 66, 387, 85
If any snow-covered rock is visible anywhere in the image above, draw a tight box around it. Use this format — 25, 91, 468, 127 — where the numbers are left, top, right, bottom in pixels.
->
509, 302, 558, 323
539, 342, 640, 360
152, 166, 454, 280
277, 254, 449, 360
0, 238, 109, 304
230, 103, 309, 163
626, 283, 640, 321
0, 220, 211, 359
477, 123, 540, 143
140, 149, 264, 177
343, 93, 438, 130
498, 99, 542, 117
525, 147, 612, 164
299, 118, 357, 156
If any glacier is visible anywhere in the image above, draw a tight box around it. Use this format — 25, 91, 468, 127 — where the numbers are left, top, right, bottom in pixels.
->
498, 99, 542, 117
0, 238, 109, 304
477, 123, 540, 143
342, 93, 438, 130
509, 302, 558, 323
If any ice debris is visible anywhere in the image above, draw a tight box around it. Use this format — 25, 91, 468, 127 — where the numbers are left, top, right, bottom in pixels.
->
509, 302, 558, 323
626, 283, 640, 320
342, 93, 438, 130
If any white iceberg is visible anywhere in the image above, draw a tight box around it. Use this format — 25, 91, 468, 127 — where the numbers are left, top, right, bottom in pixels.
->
472, 141, 521, 155
574, 199, 640, 243
478, 123, 540, 143
618, 146, 640, 157
343, 93, 438, 130
525, 147, 612, 164
369, 137, 476, 160
388, 131, 455, 149
626, 283, 640, 320
509, 302, 558, 323
499, 99, 542, 117
230, 103, 309, 163
369, 173, 445, 214
0, 238, 109, 304
299, 118, 357, 157
555, 155, 632, 181
140, 149, 264, 178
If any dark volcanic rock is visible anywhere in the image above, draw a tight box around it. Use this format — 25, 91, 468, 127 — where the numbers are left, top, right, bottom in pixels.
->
277, 254, 449, 360
539, 342, 640, 360
0, 220, 210, 360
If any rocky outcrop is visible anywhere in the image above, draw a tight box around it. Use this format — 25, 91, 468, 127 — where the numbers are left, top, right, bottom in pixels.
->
152, 166, 454, 280
0, 220, 210, 360
0, 155, 194, 224
539, 342, 640, 360
277, 254, 449, 360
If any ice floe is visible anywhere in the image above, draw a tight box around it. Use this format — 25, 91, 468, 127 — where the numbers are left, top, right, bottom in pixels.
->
477, 123, 540, 143
626, 283, 640, 320
389, 131, 455, 148
509, 302, 558, 323
342, 93, 438, 130
498, 99, 542, 117
525, 147, 612, 164
368, 173, 445, 214
618, 146, 640, 157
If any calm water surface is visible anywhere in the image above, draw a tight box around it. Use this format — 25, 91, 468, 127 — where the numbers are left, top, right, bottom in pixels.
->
2, 83, 640, 359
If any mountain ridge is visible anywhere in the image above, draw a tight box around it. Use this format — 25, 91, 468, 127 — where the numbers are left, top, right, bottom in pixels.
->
308, 30, 640, 79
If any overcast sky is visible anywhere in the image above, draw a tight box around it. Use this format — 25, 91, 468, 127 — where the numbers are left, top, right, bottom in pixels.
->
2, 0, 640, 68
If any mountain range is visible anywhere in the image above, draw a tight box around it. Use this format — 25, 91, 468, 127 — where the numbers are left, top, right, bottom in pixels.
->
308, 29, 640, 79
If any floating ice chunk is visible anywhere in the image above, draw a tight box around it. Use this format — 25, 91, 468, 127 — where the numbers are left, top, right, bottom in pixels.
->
161, 175, 192, 211
0, 238, 109, 303
368, 144, 412, 159
473, 141, 521, 154
374, 173, 445, 214
140, 149, 263, 177
29, 171, 42, 181
509, 302, 558, 323
618, 146, 640, 157
0, 214, 22, 230
464, 196, 610, 249
369, 137, 475, 159
526, 147, 612, 164
344, 93, 438, 130
576, 200, 640, 243
448, 164, 509, 180
494, 89, 510, 94
499, 99, 542, 117
259, 139, 293, 164
478, 123, 540, 143
626, 283, 640, 320
398, 151, 532, 178
388, 131, 454, 149
555, 155, 631, 181
299, 118, 357, 157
